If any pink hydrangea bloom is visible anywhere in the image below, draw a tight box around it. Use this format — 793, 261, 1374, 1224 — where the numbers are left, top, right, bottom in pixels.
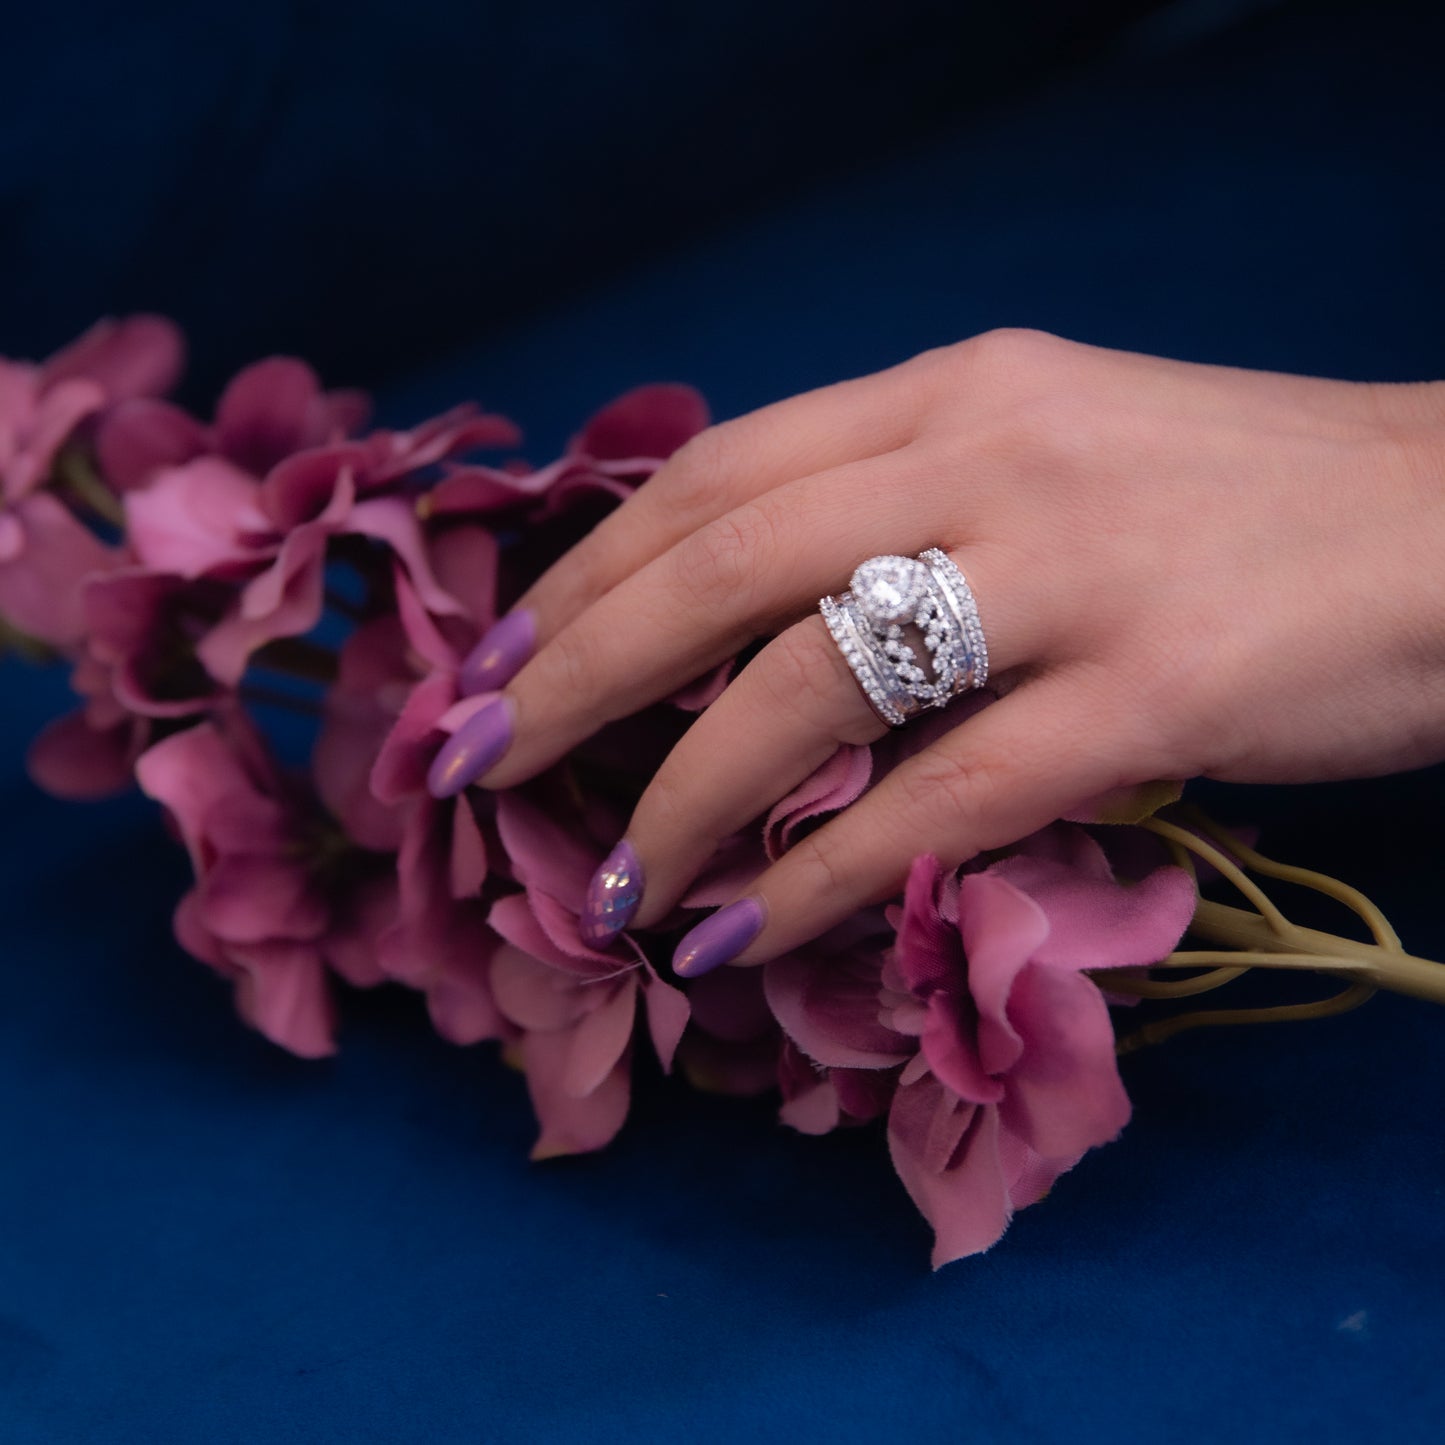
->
488, 791, 689, 1159
0, 316, 183, 646
134, 719, 341, 1059
766, 824, 1197, 1267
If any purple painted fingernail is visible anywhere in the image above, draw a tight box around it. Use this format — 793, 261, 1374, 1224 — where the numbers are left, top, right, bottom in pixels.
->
579, 839, 644, 947
427, 695, 514, 797
459, 609, 536, 695
672, 898, 765, 979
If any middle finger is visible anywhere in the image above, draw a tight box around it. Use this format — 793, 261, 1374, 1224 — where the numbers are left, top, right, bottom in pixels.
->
430, 448, 954, 793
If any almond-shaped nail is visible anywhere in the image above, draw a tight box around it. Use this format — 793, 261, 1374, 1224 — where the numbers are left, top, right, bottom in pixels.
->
579, 840, 644, 947
460, 609, 536, 695
427, 695, 514, 797
672, 898, 765, 978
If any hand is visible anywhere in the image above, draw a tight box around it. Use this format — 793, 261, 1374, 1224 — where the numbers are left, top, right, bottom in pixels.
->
430, 329, 1445, 975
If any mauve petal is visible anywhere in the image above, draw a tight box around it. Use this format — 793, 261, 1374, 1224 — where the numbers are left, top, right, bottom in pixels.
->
679, 832, 769, 907
422, 914, 505, 1045
562, 978, 637, 1098
998, 963, 1132, 1161
488, 892, 611, 979
780, 1077, 842, 1136
0, 493, 118, 646
216, 357, 323, 474
494, 791, 601, 910
450, 795, 487, 898
313, 694, 407, 854
174, 889, 226, 969
686, 965, 774, 1043
323, 876, 398, 988
642, 973, 690, 1074
258, 445, 363, 532
320, 388, 372, 438
1012, 822, 1115, 880
134, 723, 249, 871
521, 1028, 631, 1160
199, 531, 327, 685
956, 872, 1048, 1077
573, 384, 710, 462
124, 458, 268, 578
491, 945, 587, 1031
96, 399, 209, 492
393, 564, 459, 672
834, 1067, 897, 1122
42, 315, 185, 402
226, 939, 337, 1058
348, 498, 465, 618
381, 406, 521, 479
988, 855, 1197, 970
664, 656, 736, 712
765, 953, 912, 1070
424, 462, 558, 517
26, 710, 140, 799
888, 1078, 1010, 1269
4, 377, 105, 501
427, 524, 500, 632
891, 854, 961, 996
920, 995, 1006, 1107
201, 854, 329, 944
370, 670, 455, 804
764, 743, 872, 862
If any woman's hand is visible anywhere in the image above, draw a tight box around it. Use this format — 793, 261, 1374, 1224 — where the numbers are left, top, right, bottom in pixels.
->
429, 329, 1445, 975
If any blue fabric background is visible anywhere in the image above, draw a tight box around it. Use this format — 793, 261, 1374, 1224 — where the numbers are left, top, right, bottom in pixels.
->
3, 2, 1444, 1440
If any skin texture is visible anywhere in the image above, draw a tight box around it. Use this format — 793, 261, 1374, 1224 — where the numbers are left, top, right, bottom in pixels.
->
463, 328, 1445, 965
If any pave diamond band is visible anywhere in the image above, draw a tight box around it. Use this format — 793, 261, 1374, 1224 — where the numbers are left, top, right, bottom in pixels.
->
820, 548, 989, 727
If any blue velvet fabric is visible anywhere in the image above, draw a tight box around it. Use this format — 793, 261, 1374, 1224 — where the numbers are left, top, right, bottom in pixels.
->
0, 0, 1156, 400
4, 2, 1445, 1440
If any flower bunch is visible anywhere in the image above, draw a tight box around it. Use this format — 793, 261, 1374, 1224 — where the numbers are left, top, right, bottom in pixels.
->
11, 318, 1421, 1268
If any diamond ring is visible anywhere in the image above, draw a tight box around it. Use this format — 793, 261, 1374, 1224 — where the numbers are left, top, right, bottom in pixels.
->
819, 549, 989, 727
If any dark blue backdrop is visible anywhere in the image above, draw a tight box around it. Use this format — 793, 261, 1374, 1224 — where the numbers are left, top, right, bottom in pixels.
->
4, 2, 1444, 1440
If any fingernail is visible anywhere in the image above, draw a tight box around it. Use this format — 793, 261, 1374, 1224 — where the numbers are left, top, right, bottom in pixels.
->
427, 695, 514, 797
579, 839, 644, 947
672, 897, 765, 979
460, 609, 536, 695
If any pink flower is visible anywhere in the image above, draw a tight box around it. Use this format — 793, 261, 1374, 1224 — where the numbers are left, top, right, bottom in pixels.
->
134, 719, 341, 1059
488, 791, 689, 1160
425, 383, 708, 521
766, 824, 1197, 1267
0, 316, 183, 646
107, 357, 516, 685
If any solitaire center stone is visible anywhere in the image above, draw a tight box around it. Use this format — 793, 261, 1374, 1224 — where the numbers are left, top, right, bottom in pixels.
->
851, 555, 931, 626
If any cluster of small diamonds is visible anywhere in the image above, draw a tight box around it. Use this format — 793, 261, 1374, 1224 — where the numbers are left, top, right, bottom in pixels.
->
822, 549, 992, 726
920, 548, 989, 690
819, 593, 907, 725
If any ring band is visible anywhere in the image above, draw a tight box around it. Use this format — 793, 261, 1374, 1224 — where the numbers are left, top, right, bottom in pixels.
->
819, 548, 989, 727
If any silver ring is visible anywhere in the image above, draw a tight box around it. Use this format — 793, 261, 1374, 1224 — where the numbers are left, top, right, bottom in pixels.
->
819, 549, 989, 727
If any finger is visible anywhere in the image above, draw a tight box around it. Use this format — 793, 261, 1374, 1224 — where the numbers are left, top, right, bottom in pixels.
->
666, 666, 1148, 976
458, 357, 936, 692
447, 442, 1046, 794
577, 550, 1051, 943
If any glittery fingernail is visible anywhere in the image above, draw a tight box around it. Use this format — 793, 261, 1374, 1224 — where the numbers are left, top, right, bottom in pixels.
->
426, 695, 514, 797
672, 898, 765, 978
579, 839, 644, 947
459, 609, 537, 695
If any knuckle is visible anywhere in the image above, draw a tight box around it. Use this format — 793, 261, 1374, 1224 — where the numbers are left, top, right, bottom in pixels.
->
762, 624, 849, 720
788, 824, 854, 900
891, 745, 1014, 832
657, 424, 734, 515
539, 622, 596, 700
671, 504, 775, 609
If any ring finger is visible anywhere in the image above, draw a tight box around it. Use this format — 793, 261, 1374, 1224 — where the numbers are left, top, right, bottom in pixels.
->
575, 543, 1058, 944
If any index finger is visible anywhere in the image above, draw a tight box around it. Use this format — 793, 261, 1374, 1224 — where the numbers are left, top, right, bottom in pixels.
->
458, 355, 937, 693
